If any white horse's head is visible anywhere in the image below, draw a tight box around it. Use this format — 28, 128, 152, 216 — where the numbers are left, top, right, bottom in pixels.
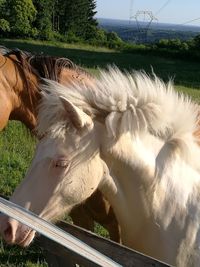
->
0, 95, 107, 246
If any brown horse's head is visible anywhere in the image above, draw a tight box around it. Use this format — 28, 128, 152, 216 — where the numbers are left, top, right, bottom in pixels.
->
0, 46, 93, 131
0, 48, 39, 129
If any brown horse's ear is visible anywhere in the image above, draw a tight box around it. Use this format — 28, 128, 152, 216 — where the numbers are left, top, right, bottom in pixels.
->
59, 96, 93, 130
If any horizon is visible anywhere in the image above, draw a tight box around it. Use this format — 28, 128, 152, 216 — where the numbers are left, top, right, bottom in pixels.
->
97, 17, 200, 29
96, 0, 200, 27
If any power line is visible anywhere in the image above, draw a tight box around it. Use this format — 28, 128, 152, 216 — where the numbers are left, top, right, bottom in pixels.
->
181, 17, 200, 25
129, 0, 135, 19
155, 1, 200, 27
155, 0, 171, 16
129, 0, 135, 24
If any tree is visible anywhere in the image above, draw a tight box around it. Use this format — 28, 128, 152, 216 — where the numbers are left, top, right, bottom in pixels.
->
193, 35, 200, 49
0, 0, 5, 8
85, 0, 98, 39
0, 19, 10, 33
0, 0, 10, 34
58, 0, 98, 39
0, 0, 99, 41
59, 0, 86, 36
32, 0, 55, 39
2, 0, 37, 36
88, 0, 97, 24
106, 31, 123, 48
0, 0, 5, 10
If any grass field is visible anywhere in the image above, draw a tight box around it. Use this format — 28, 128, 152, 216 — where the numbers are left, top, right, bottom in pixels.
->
1, 38, 200, 266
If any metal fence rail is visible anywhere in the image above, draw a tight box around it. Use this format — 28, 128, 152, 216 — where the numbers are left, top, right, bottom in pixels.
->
0, 197, 121, 267
38, 221, 172, 267
0, 197, 172, 267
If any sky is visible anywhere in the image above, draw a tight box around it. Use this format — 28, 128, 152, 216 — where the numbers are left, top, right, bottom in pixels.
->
96, 0, 200, 26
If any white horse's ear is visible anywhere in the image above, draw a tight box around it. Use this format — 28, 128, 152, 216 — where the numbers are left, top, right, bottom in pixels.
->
59, 96, 93, 130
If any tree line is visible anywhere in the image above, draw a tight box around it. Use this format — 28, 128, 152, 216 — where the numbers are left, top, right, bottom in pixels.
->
0, 0, 99, 40
0, 0, 124, 48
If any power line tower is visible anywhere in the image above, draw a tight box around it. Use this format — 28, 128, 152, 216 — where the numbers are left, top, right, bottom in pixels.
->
130, 10, 157, 43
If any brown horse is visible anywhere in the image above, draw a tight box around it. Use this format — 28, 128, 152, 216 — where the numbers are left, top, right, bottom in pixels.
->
0, 46, 120, 242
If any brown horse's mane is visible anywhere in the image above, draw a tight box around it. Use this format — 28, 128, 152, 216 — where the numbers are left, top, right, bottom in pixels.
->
0, 46, 87, 82
0, 46, 88, 109
27, 54, 78, 81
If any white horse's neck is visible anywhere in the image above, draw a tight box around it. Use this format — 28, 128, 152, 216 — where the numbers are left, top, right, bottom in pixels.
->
100, 130, 200, 266
99, 155, 176, 264
101, 133, 167, 256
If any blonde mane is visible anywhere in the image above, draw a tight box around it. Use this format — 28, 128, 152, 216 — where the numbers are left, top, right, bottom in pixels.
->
37, 67, 199, 141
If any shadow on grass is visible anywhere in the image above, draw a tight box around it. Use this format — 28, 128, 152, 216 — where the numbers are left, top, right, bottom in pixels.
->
1, 39, 200, 89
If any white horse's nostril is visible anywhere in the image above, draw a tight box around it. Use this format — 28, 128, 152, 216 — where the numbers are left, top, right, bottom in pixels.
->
4, 222, 13, 240
0, 219, 17, 244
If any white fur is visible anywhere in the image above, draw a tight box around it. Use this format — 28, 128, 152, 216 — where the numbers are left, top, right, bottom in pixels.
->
39, 67, 199, 139
6, 68, 200, 266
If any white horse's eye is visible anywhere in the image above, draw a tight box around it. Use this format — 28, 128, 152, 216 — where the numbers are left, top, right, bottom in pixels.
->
53, 158, 69, 168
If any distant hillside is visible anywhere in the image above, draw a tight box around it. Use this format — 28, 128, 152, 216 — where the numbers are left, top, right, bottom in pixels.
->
98, 18, 200, 43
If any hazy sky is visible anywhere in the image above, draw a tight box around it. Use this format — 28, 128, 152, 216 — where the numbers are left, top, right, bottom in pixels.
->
96, 0, 200, 26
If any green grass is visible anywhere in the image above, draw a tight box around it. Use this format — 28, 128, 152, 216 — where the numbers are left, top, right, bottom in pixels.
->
2, 38, 200, 89
0, 38, 200, 266
176, 85, 200, 103
0, 238, 47, 267
0, 123, 36, 196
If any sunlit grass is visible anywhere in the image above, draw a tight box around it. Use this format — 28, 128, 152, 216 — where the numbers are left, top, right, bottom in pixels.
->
175, 85, 200, 103
1, 38, 115, 53
0, 122, 36, 196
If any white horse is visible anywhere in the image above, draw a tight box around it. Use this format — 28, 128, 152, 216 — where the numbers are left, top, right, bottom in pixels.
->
0, 67, 200, 266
